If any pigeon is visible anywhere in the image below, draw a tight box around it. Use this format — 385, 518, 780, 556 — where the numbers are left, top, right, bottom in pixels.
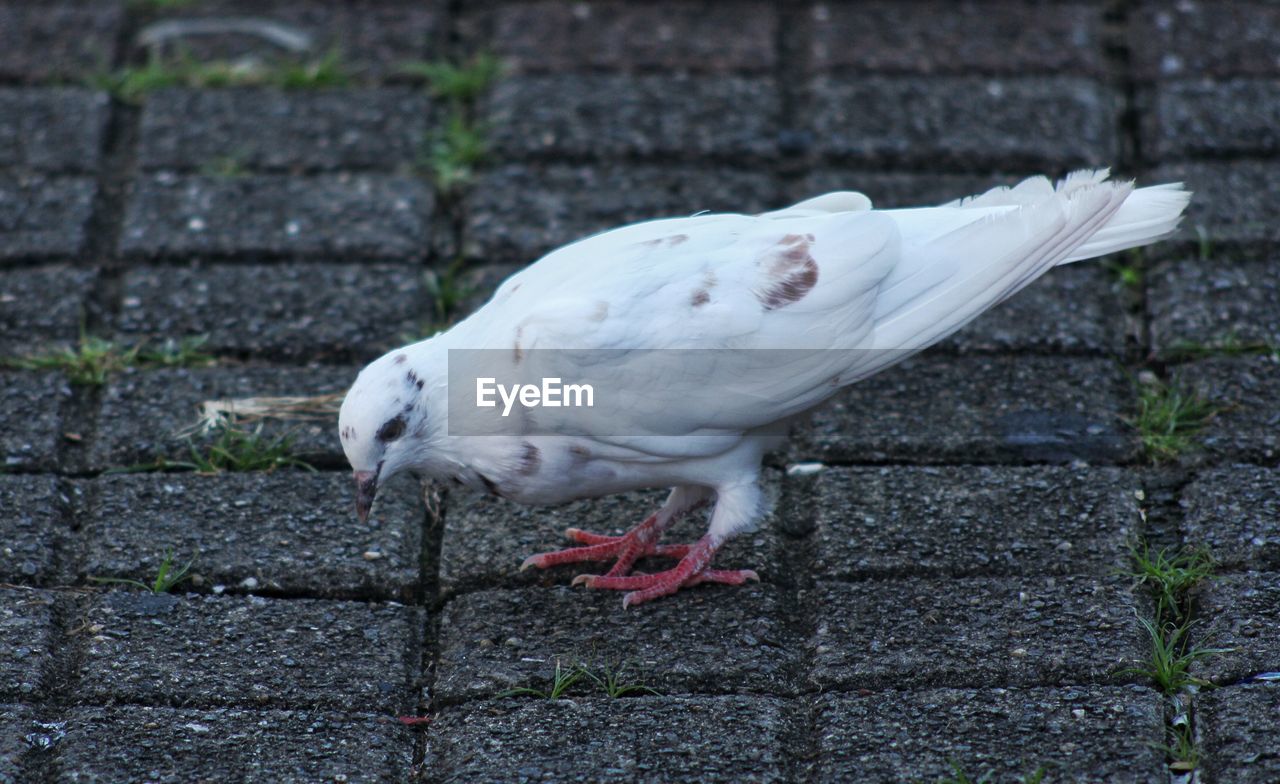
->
339, 169, 1190, 607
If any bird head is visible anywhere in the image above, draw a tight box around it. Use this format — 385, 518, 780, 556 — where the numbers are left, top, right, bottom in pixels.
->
338, 347, 434, 522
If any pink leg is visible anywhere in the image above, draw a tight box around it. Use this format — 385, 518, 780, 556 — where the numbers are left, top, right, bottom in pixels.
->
519, 513, 665, 572
572, 535, 759, 608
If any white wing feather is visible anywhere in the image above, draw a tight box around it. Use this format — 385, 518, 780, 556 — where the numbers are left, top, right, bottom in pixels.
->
442, 171, 1189, 455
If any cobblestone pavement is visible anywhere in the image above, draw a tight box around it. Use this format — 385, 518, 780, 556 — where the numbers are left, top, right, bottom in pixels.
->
1, 1, 1278, 782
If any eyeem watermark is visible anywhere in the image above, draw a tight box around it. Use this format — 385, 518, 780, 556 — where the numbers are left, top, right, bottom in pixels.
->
476, 377, 594, 417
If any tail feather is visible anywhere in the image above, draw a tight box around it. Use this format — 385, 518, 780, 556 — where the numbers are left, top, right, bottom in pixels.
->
868, 169, 1188, 356
1063, 181, 1191, 262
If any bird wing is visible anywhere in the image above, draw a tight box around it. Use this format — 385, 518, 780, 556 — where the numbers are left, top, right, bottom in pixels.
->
442, 206, 901, 455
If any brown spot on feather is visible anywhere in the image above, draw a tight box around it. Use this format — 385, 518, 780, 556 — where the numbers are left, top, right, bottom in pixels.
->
691, 289, 710, 307
758, 233, 819, 310
513, 326, 524, 364
393, 354, 407, 364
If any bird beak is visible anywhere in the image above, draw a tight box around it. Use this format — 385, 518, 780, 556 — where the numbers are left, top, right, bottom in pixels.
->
354, 469, 378, 523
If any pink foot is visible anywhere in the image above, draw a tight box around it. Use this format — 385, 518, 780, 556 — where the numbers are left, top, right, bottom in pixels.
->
520, 514, 679, 577
573, 536, 758, 608
520, 522, 758, 606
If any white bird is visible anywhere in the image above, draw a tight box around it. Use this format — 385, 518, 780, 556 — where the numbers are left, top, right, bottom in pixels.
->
339, 169, 1190, 607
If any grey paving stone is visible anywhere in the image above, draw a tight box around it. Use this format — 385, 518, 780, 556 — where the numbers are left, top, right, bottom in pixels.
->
1148, 257, 1280, 356
439, 479, 783, 596
435, 585, 801, 702
1131, 2, 1280, 79
465, 163, 778, 263
0, 475, 70, 585
808, 76, 1118, 169
789, 355, 1136, 465
0, 2, 121, 82
134, 0, 444, 80
945, 264, 1127, 354
1181, 466, 1280, 572
807, 1, 1105, 75
119, 174, 431, 260
79, 592, 421, 711
0, 89, 109, 174
1192, 572, 1280, 686
793, 466, 1140, 581
811, 685, 1164, 783
83, 472, 422, 601
137, 88, 433, 173
0, 265, 100, 358
485, 74, 780, 162
88, 365, 357, 472
1143, 79, 1280, 161
1147, 161, 1280, 254
0, 704, 32, 783
1197, 681, 1280, 784
426, 695, 794, 783
0, 177, 96, 260
485, 0, 778, 73
58, 705, 412, 784
807, 575, 1144, 690
1174, 356, 1280, 463
0, 587, 54, 702
0, 371, 68, 472
115, 263, 427, 362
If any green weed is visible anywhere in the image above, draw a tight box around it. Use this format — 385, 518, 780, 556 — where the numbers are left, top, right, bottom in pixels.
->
421, 113, 489, 193
5, 333, 214, 386
108, 424, 315, 475
91, 49, 350, 103
399, 53, 502, 103
1132, 378, 1219, 461
498, 660, 660, 700
89, 548, 195, 593
1123, 544, 1215, 622
1118, 614, 1231, 692
498, 659, 587, 700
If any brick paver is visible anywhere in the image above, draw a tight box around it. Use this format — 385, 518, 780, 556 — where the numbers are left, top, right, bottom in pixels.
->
1, 1, 1274, 781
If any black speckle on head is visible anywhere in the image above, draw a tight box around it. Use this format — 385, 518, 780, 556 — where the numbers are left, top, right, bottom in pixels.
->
517, 441, 541, 475
406, 369, 418, 385
376, 414, 407, 442
393, 354, 408, 365
341, 425, 356, 442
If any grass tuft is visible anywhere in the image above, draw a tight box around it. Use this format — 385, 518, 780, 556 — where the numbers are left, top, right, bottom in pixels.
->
1121, 538, 1229, 774
1123, 544, 1215, 622
89, 548, 196, 593
1132, 378, 1219, 462
423, 259, 475, 329
398, 53, 502, 103
4, 333, 214, 386
90, 48, 350, 103
1118, 613, 1230, 692
1165, 331, 1279, 362
1103, 248, 1144, 290
498, 659, 586, 700
498, 660, 660, 701
109, 424, 315, 475
420, 113, 489, 194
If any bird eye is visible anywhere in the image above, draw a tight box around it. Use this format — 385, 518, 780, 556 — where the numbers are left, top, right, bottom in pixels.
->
376, 415, 407, 442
